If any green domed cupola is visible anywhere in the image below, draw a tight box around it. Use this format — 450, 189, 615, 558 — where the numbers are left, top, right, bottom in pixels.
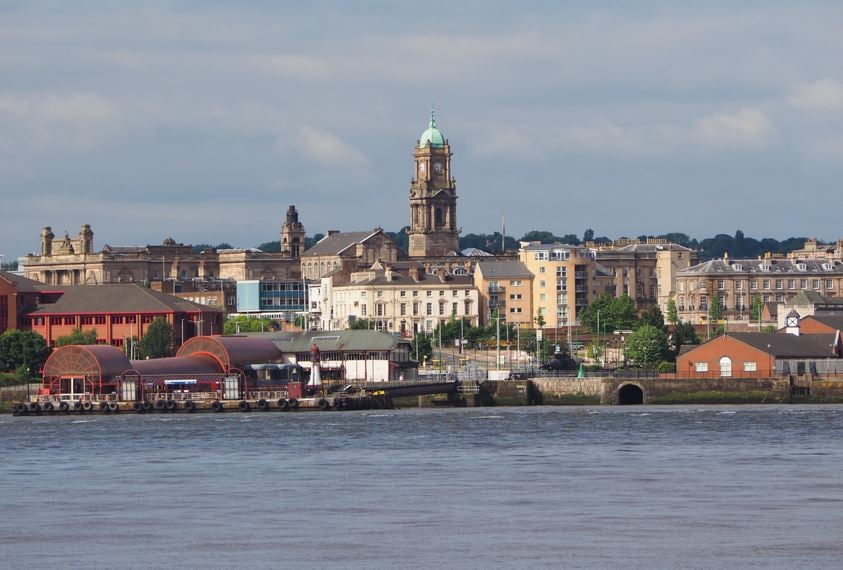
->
419, 108, 446, 148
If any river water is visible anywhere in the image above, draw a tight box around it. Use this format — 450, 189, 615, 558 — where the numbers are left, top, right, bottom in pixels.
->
1, 405, 842, 569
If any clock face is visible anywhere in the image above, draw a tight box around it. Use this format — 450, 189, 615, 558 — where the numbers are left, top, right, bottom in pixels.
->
433, 162, 443, 174
787, 317, 798, 327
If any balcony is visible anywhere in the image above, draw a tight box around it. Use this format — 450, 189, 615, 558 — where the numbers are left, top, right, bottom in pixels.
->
488, 284, 505, 293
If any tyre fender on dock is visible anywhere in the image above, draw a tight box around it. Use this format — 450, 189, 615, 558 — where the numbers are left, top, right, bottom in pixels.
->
184, 400, 197, 413
142, 401, 153, 411
257, 399, 269, 411
155, 399, 167, 411
277, 399, 290, 411
13, 402, 28, 415
58, 401, 70, 413
28, 402, 41, 413
82, 401, 93, 412
238, 400, 251, 412
288, 398, 299, 410
133, 402, 144, 413
108, 402, 119, 413
73, 401, 84, 412
42, 402, 55, 413
100, 401, 111, 413
211, 400, 224, 412
165, 400, 177, 411
318, 398, 331, 411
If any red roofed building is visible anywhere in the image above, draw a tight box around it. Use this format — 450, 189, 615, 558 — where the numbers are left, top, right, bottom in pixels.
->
8, 280, 222, 349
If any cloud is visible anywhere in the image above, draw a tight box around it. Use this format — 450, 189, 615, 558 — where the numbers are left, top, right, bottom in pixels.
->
0, 91, 125, 150
279, 126, 370, 169
692, 107, 776, 148
787, 78, 843, 112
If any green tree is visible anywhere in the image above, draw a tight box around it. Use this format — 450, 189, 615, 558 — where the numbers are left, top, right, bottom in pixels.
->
666, 299, 679, 325
56, 327, 98, 347
224, 315, 274, 334
580, 294, 638, 333
347, 318, 376, 330
708, 295, 722, 322
138, 317, 175, 359
624, 325, 669, 367
0, 330, 51, 375
640, 306, 665, 330
669, 321, 700, 357
534, 310, 546, 329
412, 333, 433, 364
750, 293, 764, 323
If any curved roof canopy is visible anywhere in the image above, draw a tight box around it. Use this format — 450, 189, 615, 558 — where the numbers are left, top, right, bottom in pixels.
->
177, 335, 283, 371
43, 345, 131, 382
129, 354, 222, 375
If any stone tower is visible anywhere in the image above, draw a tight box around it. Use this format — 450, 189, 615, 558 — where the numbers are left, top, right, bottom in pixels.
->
280, 205, 305, 259
78, 224, 94, 254
408, 109, 459, 258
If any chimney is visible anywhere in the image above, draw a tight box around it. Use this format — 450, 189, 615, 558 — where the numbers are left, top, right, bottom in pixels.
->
327, 230, 340, 236
385, 265, 393, 282
437, 267, 447, 282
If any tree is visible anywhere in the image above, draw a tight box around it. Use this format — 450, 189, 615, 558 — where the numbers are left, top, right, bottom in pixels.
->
534, 310, 546, 329
0, 330, 51, 375
256, 241, 281, 253
580, 294, 638, 333
708, 294, 722, 323
750, 293, 764, 323
669, 321, 700, 357
666, 299, 679, 325
583, 228, 594, 242
138, 317, 175, 359
224, 315, 275, 334
624, 325, 669, 367
640, 306, 665, 330
56, 327, 98, 347
347, 318, 376, 330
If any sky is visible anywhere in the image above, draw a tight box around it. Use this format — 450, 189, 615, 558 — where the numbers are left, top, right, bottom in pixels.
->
2, 1, 843, 260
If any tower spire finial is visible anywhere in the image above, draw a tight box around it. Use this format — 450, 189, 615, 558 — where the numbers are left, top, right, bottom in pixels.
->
429, 104, 436, 129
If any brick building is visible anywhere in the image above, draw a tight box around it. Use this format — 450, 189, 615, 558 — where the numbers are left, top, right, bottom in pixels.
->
23, 283, 223, 348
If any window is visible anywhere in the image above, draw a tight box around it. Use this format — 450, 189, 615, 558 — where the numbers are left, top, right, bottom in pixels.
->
717, 280, 725, 290
400, 303, 406, 316
361, 291, 367, 297
509, 294, 522, 300
539, 267, 546, 273
426, 302, 432, 315
750, 281, 758, 290
400, 290, 406, 297
826, 279, 834, 289
736, 281, 743, 290
813, 279, 820, 289
510, 307, 522, 313
679, 282, 685, 292
438, 303, 445, 315
452, 302, 458, 314
539, 294, 546, 301
426, 291, 432, 297
763, 279, 770, 290
413, 302, 419, 316
361, 305, 367, 316
412, 291, 418, 297
695, 362, 708, 373
452, 290, 458, 296
775, 279, 783, 290
800, 279, 807, 289
539, 280, 546, 287
787, 279, 795, 290
377, 291, 383, 298
510, 280, 522, 286
744, 361, 757, 372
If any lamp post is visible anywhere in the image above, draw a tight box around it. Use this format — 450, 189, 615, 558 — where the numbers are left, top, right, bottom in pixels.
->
767, 343, 772, 377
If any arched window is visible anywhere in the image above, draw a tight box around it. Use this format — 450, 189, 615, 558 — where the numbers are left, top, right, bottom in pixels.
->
719, 356, 732, 377
435, 208, 444, 227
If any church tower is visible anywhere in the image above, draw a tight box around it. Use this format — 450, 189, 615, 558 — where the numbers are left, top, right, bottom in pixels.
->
408, 109, 459, 257
280, 205, 305, 259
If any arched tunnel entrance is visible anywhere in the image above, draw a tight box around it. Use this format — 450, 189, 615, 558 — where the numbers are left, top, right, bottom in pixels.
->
618, 384, 644, 405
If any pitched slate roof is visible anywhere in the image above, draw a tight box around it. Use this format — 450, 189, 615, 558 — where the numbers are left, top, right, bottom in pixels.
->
728, 332, 839, 358
680, 258, 842, 275
302, 230, 382, 257
805, 314, 843, 331
28, 284, 220, 315
475, 260, 532, 279
0, 270, 51, 293
787, 290, 827, 305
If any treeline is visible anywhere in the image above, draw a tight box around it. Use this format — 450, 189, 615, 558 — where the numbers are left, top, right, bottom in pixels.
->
241, 227, 814, 260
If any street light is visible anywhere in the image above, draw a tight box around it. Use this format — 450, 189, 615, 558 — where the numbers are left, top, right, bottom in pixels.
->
767, 343, 772, 377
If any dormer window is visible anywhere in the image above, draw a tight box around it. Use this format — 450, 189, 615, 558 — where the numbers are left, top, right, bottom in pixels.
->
823, 263, 833, 271
733, 264, 742, 271
760, 264, 770, 271
797, 263, 807, 271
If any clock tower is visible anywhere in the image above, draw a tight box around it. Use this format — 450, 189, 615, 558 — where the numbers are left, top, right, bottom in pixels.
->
408, 109, 459, 258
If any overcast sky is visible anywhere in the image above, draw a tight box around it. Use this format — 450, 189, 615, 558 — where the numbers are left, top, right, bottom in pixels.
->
2, 1, 843, 260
